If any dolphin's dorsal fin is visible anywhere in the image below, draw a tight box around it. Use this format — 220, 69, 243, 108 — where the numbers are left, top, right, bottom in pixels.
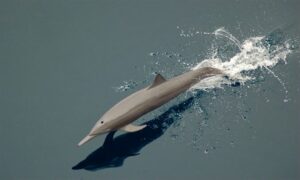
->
148, 73, 166, 89
120, 124, 147, 132
103, 131, 115, 146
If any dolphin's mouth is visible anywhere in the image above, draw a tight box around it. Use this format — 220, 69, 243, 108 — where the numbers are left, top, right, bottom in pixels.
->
90, 130, 107, 136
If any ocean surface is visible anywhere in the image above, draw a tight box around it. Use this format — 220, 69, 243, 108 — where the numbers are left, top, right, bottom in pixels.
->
0, 0, 299, 179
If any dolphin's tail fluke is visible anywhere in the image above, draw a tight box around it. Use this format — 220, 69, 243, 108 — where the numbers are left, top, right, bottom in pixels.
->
78, 134, 96, 146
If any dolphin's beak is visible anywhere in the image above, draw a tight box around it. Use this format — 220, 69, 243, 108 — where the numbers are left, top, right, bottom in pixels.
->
78, 135, 96, 146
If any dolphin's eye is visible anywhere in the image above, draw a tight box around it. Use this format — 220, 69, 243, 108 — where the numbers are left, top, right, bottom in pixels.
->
100, 121, 104, 124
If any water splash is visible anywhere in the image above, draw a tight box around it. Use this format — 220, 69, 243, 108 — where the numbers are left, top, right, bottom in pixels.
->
213, 27, 242, 50
264, 66, 289, 102
160, 27, 294, 150
190, 28, 293, 93
114, 80, 138, 92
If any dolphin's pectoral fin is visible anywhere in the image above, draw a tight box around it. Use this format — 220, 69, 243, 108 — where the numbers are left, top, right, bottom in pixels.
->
148, 73, 166, 89
120, 124, 147, 132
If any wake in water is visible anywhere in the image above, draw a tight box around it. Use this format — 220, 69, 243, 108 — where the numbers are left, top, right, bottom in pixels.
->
190, 27, 293, 100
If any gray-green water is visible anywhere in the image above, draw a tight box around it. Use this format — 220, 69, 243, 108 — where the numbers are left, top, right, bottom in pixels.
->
1, 0, 299, 179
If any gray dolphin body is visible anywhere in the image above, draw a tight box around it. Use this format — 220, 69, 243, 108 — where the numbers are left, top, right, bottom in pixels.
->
78, 67, 223, 146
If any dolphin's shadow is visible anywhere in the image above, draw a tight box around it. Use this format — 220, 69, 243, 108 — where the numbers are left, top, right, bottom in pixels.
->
72, 92, 203, 171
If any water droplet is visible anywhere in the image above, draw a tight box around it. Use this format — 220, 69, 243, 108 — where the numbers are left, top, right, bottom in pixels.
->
283, 99, 289, 103
149, 52, 156, 56
204, 149, 209, 154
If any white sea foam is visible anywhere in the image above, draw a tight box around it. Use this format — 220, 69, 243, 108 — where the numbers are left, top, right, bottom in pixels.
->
190, 28, 292, 91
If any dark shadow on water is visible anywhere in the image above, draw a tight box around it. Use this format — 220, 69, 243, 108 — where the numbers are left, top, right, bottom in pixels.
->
72, 92, 203, 171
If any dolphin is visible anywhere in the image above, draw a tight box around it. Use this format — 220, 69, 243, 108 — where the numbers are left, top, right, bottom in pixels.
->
78, 67, 223, 146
